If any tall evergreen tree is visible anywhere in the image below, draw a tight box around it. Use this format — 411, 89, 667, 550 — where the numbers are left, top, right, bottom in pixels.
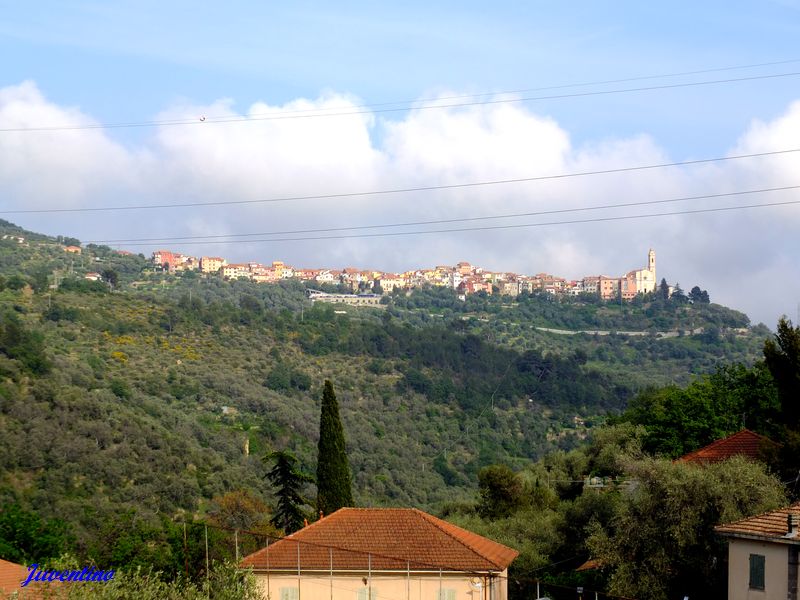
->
316, 380, 353, 514
659, 278, 670, 301
763, 317, 800, 427
265, 450, 312, 534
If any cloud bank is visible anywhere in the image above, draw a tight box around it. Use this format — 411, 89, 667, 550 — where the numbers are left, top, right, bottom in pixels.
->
1, 81, 799, 326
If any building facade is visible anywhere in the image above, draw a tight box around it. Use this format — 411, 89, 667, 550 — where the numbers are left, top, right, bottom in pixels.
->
200, 256, 226, 273
716, 502, 800, 600
241, 508, 518, 600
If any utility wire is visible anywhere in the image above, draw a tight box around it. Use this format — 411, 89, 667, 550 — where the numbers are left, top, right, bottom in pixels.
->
4, 147, 799, 215
179, 518, 507, 576
85, 185, 800, 244
179, 518, 635, 598
280, 57, 800, 111
31, 57, 800, 128
91, 198, 800, 247
2, 69, 800, 132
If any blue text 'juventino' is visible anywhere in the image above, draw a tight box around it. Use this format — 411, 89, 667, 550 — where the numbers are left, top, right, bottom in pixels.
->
21, 564, 115, 587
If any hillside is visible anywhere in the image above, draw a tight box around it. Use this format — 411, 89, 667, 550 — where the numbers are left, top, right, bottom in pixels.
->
0, 220, 769, 556
389, 285, 762, 389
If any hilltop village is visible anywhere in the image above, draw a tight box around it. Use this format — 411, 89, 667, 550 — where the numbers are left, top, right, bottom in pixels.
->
151, 248, 659, 300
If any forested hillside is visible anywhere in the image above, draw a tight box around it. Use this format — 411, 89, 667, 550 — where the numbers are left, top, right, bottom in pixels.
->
0, 221, 775, 589
445, 316, 799, 600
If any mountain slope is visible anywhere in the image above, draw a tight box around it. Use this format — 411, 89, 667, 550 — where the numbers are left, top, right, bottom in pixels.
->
0, 221, 768, 554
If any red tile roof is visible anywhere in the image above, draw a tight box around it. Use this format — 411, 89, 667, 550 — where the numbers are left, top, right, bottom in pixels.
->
676, 429, 777, 464
575, 558, 603, 572
240, 508, 518, 573
0, 558, 57, 598
716, 502, 800, 543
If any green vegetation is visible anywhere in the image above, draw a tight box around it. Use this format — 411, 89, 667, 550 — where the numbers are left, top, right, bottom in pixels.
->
615, 317, 800, 487
266, 451, 313, 534
316, 380, 354, 515
587, 456, 784, 600
616, 362, 780, 456
446, 318, 800, 600
763, 316, 800, 425
446, 426, 786, 600
36, 560, 260, 600
391, 284, 762, 390
476, 464, 525, 519
0, 220, 791, 599
0, 504, 71, 564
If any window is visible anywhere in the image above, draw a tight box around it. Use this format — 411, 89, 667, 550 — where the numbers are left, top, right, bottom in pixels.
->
279, 588, 299, 600
436, 590, 456, 600
357, 589, 378, 600
749, 553, 765, 590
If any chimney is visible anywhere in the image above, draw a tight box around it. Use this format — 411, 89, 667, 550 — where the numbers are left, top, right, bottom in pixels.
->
788, 513, 799, 537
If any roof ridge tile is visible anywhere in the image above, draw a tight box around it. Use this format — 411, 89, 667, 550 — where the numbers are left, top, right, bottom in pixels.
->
413, 509, 512, 570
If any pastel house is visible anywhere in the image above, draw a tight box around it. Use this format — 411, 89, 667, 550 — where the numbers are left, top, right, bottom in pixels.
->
241, 507, 518, 599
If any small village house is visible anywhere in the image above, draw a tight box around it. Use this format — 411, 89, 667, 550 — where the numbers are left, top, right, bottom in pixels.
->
199, 256, 226, 273
716, 502, 800, 600
240, 507, 518, 600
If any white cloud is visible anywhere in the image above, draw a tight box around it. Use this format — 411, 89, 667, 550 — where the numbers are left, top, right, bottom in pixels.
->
0, 81, 137, 207
0, 81, 799, 326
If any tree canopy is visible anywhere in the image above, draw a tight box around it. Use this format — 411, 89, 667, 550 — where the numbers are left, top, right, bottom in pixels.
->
315, 380, 353, 515
265, 451, 313, 534
763, 317, 800, 427
588, 456, 785, 600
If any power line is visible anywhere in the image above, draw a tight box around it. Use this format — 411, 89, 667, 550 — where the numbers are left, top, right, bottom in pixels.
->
179, 518, 635, 598
2, 70, 800, 132
103, 198, 800, 247
179, 518, 506, 577
305, 57, 800, 110
85, 185, 800, 244
4, 147, 800, 215
22, 57, 800, 131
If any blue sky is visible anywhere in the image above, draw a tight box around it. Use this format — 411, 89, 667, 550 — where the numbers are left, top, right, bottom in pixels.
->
1, 1, 800, 324
3, 1, 799, 152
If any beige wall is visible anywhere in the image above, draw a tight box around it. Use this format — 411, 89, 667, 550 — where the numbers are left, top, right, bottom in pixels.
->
253, 569, 509, 600
727, 538, 794, 600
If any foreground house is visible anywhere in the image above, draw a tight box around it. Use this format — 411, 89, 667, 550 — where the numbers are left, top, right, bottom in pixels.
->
716, 502, 800, 600
240, 507, 518, 599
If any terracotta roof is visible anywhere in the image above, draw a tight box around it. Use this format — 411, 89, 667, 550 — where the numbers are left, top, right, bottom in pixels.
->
0, 558, 57, 598
676, 429, 777, 464
240, 508, 518, 573
575, 558, 603, 572
716, 502, 800, 543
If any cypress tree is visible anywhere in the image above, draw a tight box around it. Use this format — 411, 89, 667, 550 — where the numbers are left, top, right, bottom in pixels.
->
316, 380, 353, 514
659, 277, 670, 301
